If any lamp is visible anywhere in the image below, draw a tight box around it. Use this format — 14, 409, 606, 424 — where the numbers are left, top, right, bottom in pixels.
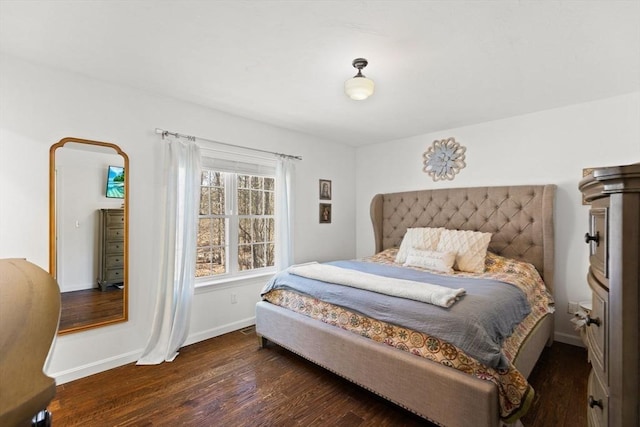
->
344, 58, 374, 100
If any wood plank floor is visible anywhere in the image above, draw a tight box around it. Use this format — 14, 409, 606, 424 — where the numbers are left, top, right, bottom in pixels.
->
49, 328, 589, 426
59, 287, 124, 331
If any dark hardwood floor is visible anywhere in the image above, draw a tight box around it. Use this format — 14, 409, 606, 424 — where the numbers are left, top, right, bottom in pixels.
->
521, 339, 589, 427
49, 328, 589, 426
59, 287, 124, 331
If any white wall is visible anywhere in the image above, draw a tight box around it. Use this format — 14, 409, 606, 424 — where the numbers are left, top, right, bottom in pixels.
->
356, 92, 640, 346
0, 54, 356, 383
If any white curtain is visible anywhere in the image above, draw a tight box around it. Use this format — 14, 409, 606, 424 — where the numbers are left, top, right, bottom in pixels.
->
275, 156, 295, 271
137, 137, 201, 365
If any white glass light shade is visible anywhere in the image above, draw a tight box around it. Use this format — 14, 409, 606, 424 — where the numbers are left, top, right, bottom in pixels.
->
344, 76, 375, 100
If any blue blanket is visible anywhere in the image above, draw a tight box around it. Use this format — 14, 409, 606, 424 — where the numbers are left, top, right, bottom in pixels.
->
262, 260, 531, 370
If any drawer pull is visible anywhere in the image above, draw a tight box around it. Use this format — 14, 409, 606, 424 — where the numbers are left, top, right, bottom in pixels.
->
588, 395, 603, 409
586, 316, 601, 327
584, 232, 600, 245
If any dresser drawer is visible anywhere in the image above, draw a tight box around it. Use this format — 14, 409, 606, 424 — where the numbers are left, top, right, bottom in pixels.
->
105, 211, 125, 228
105, 254, 124, 268
106, 227, 125, 241
586, 272, 608, 377
588, 370, 608, 427
105, 268, 124, 283
105, 241, 124, 254
587, 205, 608, 286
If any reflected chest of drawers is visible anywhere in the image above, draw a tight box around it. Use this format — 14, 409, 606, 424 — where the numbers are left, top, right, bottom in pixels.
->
98, 208, 125, 291
579, 163, 639, 427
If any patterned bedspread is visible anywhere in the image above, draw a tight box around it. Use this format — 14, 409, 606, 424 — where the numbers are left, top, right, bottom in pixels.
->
261, 250, 554, 422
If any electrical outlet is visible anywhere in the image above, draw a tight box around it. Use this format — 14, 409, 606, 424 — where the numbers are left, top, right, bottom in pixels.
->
567, 301, 579, 314
231, 293, 237, 304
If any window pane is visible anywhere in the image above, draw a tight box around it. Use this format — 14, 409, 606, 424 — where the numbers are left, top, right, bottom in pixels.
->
201, 171, 211, 186
199, 187, 210, 215
197, 218, 212, 247
265, 191, 274, 215
266, 218, 275, 242
253, 243, 266, 268
196, 248, 213, 277
238, 174, 250, 189
251, 190, 264, 215
212, 218, 225, 246
238, 245, 252, 271
211, 171, 222, 187
264, 177, 274, 191
212, 247, 226, 275
238, 189, 250, 215
266, 243, 275, 266
238, 218, 252, 244
251, 176, 262, 189
253, 218, 265, 242
210, 187, 224, 215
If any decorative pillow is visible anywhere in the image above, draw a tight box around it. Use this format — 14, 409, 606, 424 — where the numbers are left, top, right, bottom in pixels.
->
436, 229, 492, 273
403, 249, 456, 273
395, 227, 445, 264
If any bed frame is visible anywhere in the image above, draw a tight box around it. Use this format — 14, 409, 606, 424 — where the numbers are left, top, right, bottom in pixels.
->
256, 185, 556, 427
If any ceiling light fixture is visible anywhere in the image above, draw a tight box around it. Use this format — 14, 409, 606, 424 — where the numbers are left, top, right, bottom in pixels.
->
344, 58, 374, 101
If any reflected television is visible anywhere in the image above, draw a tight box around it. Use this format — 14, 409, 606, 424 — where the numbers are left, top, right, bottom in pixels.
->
106, 165, 125, 199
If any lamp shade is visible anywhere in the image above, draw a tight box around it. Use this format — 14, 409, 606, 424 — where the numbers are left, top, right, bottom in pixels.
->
345, 76, 375, 100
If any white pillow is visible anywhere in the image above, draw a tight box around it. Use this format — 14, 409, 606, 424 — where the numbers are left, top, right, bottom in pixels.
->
403, 249, 456, 273
395, 227, 444, 264
436, 229, 492, 273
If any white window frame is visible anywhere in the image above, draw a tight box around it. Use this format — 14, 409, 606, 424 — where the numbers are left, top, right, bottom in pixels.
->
196, 153, 277, 287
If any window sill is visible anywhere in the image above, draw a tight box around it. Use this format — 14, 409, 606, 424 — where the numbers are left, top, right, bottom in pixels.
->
195, 270, 275, 291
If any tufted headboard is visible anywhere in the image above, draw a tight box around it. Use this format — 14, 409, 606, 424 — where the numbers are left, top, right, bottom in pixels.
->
370, 185, 556, 292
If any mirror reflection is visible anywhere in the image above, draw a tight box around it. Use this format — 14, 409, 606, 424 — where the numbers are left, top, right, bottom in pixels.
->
50, 138, 129, 334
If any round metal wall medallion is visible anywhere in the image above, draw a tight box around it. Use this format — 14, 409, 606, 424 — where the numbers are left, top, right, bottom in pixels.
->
422, 137, 466, 181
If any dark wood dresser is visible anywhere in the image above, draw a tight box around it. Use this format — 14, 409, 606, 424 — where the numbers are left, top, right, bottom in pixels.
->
579, 163, 639, 427
98, 208, 125, 291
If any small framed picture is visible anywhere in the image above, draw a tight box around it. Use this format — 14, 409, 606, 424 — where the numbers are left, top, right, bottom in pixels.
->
319, 179, 332, 200
319, 203, 332, 224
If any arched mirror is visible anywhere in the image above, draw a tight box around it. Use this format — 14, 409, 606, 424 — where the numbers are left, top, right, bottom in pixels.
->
50, 137, 129, 334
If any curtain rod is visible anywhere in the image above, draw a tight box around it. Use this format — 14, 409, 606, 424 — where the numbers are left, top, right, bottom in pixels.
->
155, 128, 302, 161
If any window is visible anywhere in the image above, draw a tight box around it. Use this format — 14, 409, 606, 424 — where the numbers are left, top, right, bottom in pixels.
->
196, 163, 276, 281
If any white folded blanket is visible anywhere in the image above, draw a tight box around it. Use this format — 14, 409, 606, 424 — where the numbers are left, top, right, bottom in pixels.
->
288, 262, 465, 308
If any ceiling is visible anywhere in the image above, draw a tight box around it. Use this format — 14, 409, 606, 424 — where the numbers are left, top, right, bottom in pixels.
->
1, 1, 639, 147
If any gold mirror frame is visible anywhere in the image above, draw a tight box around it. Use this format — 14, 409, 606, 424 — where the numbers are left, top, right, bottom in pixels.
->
50, 137, 129, 335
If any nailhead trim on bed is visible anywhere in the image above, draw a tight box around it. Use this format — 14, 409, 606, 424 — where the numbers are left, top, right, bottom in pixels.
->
260, 335, 445, 426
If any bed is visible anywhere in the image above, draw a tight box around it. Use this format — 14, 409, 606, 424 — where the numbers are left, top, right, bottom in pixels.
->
255, 184, 556, 427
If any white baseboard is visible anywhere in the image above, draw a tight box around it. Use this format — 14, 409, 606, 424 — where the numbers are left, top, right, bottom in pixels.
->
60, 283, 96, 292
52, 349, 141, 385
554, 331, 585, 348
184, 316, 256, 346
52, 318, 256, 385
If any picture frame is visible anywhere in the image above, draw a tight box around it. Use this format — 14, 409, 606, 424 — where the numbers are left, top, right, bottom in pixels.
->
319, 203, 332, 224
319, 179, 332, 200
106, 165, 125, 199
